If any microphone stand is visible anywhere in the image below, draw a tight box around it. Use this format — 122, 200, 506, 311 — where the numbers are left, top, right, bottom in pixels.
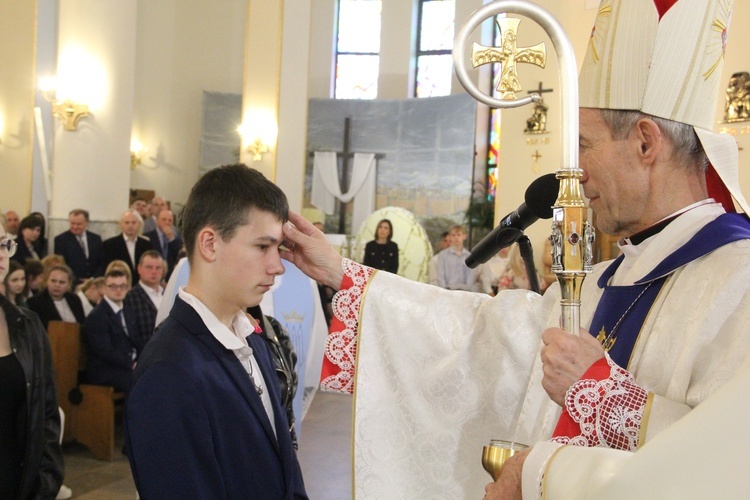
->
517, 235, 541, 295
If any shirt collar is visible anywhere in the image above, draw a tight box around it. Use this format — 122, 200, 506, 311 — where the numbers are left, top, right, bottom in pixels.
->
139, 281, 163, 297
177, 287, 255, 351
103, 295, 123, 313
621, 199, 715, 247
122, 233, 136, 243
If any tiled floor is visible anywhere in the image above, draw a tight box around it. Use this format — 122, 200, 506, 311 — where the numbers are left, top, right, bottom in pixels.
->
61, 391, 353, 499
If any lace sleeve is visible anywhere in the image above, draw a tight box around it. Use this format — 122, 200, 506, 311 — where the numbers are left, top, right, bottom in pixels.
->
320, 259, 375, 394
551, 352, 648, 451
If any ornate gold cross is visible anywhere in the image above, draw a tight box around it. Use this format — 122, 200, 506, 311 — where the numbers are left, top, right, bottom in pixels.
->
471, 17, 546, 100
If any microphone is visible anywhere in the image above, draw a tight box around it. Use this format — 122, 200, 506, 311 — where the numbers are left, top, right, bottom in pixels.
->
465, 173, 559, 269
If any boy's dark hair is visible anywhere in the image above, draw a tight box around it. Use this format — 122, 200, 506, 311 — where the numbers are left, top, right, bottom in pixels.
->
105, 269, 129, 281
182, 164, 289, 262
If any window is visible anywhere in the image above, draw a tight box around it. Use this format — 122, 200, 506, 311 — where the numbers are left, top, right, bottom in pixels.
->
486, 15, 505, 201
415, 0, 455, 98
335, 0, 382, 99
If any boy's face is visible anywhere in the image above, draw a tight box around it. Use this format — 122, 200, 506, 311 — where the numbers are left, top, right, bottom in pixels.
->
104, 275, 130, 303
449, 228, 466, 249
47, 270, 71, 300
213, 210, 286, 310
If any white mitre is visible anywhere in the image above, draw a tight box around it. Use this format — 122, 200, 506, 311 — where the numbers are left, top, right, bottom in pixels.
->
579, 0, 749, 215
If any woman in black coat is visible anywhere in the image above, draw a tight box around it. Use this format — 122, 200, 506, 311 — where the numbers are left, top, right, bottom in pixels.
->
363, 219, 399, 274
0, 229, 64, 499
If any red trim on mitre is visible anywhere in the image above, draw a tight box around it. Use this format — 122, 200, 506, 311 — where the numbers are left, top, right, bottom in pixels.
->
652, 0, 679, 19
706, 163, 737, 213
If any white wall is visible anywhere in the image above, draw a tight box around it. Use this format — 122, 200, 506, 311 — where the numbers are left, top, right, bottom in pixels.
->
131, 0, 247, 206
0, 0, 36, 215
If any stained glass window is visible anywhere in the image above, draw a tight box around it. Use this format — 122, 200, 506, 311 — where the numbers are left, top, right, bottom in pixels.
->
335, 0, 382, 100
415, 0, 455, 98
487, 15, 505, 201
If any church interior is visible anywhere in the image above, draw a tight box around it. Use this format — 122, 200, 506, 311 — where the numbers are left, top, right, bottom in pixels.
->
2, 0, 750, 497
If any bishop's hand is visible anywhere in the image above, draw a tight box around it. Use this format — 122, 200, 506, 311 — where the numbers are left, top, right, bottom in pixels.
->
281, 211, 344, 290
540, 327, 605, 406
484, 447, 529, 500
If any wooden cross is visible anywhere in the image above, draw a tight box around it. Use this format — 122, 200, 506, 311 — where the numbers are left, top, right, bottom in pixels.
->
471, 17, 546, 100
310, 117, 385, 234
527, 81, 553, 97
531, 149, 542, 173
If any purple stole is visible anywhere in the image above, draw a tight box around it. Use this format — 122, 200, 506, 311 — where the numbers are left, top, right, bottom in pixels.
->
589, 213, 750, 368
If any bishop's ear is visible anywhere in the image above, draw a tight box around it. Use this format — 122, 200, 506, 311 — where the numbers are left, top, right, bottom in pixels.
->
633, 118, 663, 165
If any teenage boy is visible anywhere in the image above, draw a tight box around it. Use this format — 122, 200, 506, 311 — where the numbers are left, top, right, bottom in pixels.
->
125, 165, 307, 499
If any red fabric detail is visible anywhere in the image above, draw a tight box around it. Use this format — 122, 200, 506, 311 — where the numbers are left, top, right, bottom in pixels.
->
652, 0, 679, 19
319, 273, 355, 387
551, 357, 610, 440
706, 163, 736, 213
550, 354, 647, 451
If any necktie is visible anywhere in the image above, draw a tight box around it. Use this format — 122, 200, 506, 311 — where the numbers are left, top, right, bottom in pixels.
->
161, 234, 168, 259
116, 309, 129, 336
77, 235, 89, 258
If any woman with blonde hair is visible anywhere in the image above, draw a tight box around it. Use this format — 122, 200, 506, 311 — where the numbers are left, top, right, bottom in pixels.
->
496, 243, 546, 293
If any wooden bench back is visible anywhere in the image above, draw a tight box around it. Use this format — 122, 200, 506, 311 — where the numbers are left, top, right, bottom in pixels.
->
47, 321, 81, 440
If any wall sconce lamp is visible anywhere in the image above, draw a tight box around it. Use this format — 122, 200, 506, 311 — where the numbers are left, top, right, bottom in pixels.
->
246, 137, 269, 161
39, 77, 89, 131
238, 112, 277, 162
130, 138, 147, 169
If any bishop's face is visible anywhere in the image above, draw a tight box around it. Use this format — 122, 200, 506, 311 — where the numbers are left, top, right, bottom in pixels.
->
579, 108, 650, 237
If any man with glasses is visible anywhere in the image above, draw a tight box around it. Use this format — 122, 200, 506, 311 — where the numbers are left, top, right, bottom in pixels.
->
84, 268, 138, 393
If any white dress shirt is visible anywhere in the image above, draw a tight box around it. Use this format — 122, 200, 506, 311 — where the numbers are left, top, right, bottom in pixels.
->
178, 287, 276, 435
123, 234, 137, 267
138, 282, 163, 310
53, 297, 77, 323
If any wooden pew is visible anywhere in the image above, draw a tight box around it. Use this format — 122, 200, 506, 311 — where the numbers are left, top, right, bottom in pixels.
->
47, 321, 125, 461
47, 321, 80, 442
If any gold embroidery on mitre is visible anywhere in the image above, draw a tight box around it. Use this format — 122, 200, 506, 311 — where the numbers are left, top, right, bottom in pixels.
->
702, 1, 732, 80
587, 1, 613, 63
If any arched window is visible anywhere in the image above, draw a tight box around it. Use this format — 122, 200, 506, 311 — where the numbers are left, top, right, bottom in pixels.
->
334, 0, 382, 99
414, 0, 455, 98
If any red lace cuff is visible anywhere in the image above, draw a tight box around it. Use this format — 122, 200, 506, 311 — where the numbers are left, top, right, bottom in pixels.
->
319, 259, 375, 394
551, 353, 647, 451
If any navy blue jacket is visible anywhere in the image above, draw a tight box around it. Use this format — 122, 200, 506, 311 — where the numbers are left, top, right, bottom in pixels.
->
83, 299, 138, 393
53, 230, 103, 282
125, 297, 307, 499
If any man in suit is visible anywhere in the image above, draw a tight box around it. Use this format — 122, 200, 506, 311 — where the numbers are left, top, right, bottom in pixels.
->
27, 264, 86, 330
54, 209, 103, 284
123, 250, 164, 350
125, 165, 307, 499
84, 268, 138, 393
99, 209, 151, 282
143, 209, 183, 280
142, 196, 166, 234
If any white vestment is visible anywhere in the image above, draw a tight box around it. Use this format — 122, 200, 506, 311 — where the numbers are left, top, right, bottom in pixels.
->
346, 203, 750, 498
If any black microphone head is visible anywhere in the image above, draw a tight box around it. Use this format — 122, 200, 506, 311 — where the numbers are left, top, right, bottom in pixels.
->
524, 173, 558, 220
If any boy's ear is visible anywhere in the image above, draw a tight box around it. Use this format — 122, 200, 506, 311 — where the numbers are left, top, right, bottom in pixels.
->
197, 227, 218, 262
